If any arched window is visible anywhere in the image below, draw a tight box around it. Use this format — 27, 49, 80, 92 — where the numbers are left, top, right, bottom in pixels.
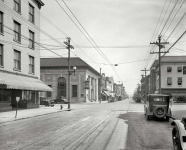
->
57, 77, 66, 97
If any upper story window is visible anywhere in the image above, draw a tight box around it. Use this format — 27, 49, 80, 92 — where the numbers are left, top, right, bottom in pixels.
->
0, 11, 3, 34
167, 77, 172, 85
72, 85, 77, 97
167, 67, 172, 72
14, 50, 21, 70
29, 56, 34, 73
0, 44, 3, 66
178, 77, 182, 85
14, 21, 21, 42
29, 30, 34, 49
14, 0, 21, 13
29, 4, 34, 23
177, 66, 182, 72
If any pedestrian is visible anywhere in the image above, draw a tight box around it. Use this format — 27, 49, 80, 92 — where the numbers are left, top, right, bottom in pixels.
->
169, 94, 173, 107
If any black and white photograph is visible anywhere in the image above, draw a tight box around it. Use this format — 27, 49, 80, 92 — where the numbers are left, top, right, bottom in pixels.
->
0, 0, 186, 149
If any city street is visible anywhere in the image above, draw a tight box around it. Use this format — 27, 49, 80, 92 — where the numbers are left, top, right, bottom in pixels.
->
0, 99, 186, 150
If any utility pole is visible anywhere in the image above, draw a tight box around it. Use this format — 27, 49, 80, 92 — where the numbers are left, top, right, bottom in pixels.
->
64, 37, 74, 110
141, 68, 150, 101
150, 35, 169, 94
99, 68, 102, 103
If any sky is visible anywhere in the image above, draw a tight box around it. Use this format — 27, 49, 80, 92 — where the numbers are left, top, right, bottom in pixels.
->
39, 0, 186, 96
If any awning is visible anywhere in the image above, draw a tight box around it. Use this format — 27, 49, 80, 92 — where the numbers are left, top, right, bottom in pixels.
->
103, 91, 110, 96
171, 93, 186, 96
0, 71, 52, 91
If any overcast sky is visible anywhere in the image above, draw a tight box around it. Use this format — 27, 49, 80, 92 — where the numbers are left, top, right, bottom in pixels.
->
39, 0, 186, 95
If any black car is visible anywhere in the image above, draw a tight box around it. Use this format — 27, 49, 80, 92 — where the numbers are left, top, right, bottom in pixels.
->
54, 97, 68, 104
40, 97, 55, 107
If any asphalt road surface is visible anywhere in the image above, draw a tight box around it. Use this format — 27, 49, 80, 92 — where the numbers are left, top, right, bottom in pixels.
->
1, 99, 185, 150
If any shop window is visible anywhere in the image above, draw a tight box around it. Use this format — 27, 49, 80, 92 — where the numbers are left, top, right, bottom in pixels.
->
177, 66, 182, 72
167, 67, 172, 72
167, 77, 172, 85
178, 77, 182, 85
72, 85, 77, 97
47, 85, 52, 97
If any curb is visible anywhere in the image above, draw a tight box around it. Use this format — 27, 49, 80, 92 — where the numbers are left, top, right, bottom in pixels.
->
0, 109, 68, 124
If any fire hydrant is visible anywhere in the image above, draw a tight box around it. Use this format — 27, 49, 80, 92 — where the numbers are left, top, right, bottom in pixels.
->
60, 104, 63, 110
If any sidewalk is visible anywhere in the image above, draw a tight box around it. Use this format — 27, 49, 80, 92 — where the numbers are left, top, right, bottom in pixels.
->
0, 104, 73, 124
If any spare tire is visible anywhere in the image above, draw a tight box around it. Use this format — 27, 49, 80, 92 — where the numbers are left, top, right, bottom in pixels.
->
153, 106, 166, 118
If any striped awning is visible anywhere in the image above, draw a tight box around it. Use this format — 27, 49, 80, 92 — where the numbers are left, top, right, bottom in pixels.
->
0, 71, 52, 92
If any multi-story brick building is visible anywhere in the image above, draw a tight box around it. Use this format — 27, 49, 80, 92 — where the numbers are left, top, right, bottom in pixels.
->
150, 56, 186, 100
40, 57, 100, 103
0, 0, 52, 111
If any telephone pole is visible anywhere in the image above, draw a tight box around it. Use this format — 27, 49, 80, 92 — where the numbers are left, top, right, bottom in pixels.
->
150, 35, 169, 94
99, 68, 102, 103
141, 68, 150, 101
64, 37, 74, 110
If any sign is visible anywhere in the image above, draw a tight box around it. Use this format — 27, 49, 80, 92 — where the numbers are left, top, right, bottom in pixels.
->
16, 97, 20, 102
84, 80, 90, 89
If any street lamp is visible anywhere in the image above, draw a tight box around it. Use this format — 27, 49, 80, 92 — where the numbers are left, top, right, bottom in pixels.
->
73, 66, 77, 76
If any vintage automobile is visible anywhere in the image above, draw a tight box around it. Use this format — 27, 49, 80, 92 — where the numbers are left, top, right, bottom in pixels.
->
171, 116, 186, 150
53, 96, 68, 104
144, 94, 172, 121
40, 97, 55, 107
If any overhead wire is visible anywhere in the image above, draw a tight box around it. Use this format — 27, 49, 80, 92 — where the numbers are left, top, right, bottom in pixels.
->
56, 0, 122, 81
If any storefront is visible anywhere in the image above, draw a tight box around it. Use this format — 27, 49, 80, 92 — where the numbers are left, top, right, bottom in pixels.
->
0, 71, 52, 111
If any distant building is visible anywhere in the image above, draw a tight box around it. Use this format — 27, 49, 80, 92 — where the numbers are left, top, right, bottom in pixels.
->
40, 57, 100, 103
0, 0, 52, 111
150, 56, 186, 100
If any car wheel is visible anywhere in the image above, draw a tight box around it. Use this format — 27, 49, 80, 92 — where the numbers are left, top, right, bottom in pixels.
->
153, 106, 166, 118
172, 126, 182, 150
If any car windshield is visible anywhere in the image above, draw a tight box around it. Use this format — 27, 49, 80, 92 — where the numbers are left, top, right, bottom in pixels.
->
153, 97, 166, 102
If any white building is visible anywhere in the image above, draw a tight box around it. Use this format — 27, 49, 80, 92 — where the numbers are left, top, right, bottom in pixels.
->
0, 0, 52, 111
150, 56, 186, 100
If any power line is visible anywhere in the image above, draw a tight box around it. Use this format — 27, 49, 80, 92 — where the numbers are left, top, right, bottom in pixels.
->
56, 0, 122, 81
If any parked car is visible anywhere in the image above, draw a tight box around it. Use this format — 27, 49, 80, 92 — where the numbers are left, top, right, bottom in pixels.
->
40, 97, 55, 107
144, 94, 172, 121
54, 96, 68, 104
171, 116, 186, 150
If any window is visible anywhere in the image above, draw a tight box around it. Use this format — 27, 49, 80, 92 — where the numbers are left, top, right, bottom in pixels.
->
0, 11, 3, 34
167, 77, 172, 85
167, 67, 172, 72
47, 85, 52, 97
0, 44, 3, 66
29, 56, 34, 73
14, 0, 21, 13
29, 30, 34, 49
178, 77, 182, 85
178, 66, 182, 72
14, 50, 21, 70
14, 21, 21, 42
29, 4, 34, 23
58, 77, 66, 97
72, 85, 77, 97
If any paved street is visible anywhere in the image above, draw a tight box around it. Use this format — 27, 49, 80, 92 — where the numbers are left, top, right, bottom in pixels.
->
0, 99, 186, 150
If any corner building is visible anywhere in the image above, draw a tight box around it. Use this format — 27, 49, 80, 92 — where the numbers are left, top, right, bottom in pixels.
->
0, 0, 52, 111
